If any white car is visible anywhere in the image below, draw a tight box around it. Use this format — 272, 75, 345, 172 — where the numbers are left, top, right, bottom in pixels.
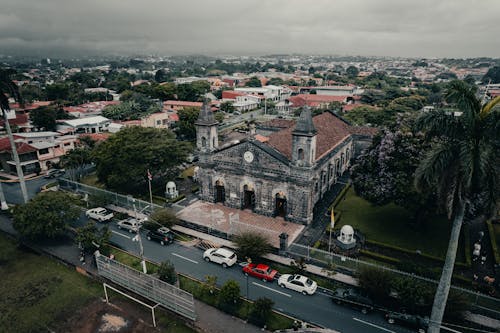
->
278, 274, 317, 295
203, 248, 237, 268
117, 218, 142, 233
85, 207, 114, 222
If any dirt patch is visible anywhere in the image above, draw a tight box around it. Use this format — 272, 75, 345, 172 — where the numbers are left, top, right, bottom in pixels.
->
57, 299, 158, 333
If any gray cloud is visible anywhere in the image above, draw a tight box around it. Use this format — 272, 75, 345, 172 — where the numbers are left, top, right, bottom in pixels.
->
0, 0, 499, 57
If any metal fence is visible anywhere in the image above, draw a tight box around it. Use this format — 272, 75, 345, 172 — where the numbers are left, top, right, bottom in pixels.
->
287, 243, 500, 318
96, 253, 196, 320
58, 178, 163, 214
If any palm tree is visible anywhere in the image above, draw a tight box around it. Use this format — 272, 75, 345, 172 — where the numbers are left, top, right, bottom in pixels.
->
415, 80, 500, 333
0, 68, 28, 204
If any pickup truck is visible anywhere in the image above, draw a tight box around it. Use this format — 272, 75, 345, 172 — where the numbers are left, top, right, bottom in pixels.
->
85, 207, 114, 222
331, 287, 374, 314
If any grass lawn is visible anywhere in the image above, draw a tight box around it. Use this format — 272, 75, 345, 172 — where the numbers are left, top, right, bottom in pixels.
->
335, 187, 460, 259
0, 235, 197, 333
80, 174, 105, 188
0, 235, 101, 332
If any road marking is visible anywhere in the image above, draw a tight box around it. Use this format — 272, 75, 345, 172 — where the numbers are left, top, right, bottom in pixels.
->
172, 253, 199, 264
111, 230, 131, 239
352, 318, 396, 333
252, 282, 291, 298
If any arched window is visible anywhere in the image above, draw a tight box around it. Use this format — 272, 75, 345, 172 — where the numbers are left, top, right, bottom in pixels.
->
298, 148, 304, 160
201, 137, 207, 147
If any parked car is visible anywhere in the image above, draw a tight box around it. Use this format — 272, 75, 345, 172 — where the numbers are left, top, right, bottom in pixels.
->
278, 274, 317, 295
85, 207, 114, 222
116, 218, 142, 233
385, 311, 429, 333
331, 287, 374, 314
203, 248, 237, 268
146, 227, 174, 246
44, 169, 65, 178
242, 263, 278, 282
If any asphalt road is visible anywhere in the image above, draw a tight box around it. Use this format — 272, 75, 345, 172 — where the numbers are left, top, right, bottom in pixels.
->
96, 217, 415, 333
1, 176, 55, 204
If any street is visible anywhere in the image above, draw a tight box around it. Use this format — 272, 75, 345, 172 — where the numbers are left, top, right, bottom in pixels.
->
101, 218, 414, 333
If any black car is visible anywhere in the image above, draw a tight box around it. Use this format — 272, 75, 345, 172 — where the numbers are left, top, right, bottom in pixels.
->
386, 311, 429, 333
331, 288, 374, 314
44, 169, 65, 178
146, 227, 175, 246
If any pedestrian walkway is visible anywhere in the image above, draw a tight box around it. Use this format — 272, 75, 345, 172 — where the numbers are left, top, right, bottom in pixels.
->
195, 300, 262, 333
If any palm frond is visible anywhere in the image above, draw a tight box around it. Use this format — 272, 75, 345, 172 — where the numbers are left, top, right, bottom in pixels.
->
480, 96, 500, 120
414, 141, 456, 191
445, 80, 481, 116
415, 109, 464, 140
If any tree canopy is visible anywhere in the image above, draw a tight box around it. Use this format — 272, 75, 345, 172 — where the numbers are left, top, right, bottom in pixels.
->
175, 106, 200, 140
245, 76, 262, 87
12, 192, 80, 241
92, 126, 192, 192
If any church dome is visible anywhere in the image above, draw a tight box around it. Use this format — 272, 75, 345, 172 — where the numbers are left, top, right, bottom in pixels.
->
166, 181, 176, 189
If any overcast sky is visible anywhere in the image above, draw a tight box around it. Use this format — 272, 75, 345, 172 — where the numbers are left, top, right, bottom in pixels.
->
1, 0, 499, 58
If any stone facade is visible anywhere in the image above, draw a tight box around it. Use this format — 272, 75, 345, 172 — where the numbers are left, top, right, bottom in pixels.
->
195, 104, 355, 225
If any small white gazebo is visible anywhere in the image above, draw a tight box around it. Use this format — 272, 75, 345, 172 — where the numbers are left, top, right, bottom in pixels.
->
165, 181, 179, 199
337, 225, 356, 245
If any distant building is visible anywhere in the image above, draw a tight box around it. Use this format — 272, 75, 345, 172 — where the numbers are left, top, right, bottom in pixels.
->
57, 116, 112, 134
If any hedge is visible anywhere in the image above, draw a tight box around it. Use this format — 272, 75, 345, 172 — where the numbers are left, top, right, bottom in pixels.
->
365, 239, 469, 269
330, 182, 352, 210
486, 220, 500, 265
359, 249, 401, 265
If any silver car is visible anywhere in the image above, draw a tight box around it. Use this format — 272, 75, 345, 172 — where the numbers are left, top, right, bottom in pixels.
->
116, 218, 142, 233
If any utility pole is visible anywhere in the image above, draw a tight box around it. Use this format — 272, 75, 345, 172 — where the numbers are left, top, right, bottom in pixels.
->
132, 199, 147, 274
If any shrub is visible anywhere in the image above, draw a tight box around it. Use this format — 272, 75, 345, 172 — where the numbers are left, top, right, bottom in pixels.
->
249, 297, 274, 327
218, 280, 241, 315
149, 208, 178, 229
233, 232, 273, 261
158, 260, 177, 285
358, 267, 393, 302
290, 257, 307, 275
201, 275, 218, 296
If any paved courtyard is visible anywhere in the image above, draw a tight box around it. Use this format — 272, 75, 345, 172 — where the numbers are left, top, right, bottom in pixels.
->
177, 200, 304, 247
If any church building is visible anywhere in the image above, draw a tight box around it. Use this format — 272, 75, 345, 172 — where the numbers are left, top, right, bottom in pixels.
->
195, 102, 367, 225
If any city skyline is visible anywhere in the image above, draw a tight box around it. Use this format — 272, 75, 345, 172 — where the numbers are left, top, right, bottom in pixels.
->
1, 0, 499, 58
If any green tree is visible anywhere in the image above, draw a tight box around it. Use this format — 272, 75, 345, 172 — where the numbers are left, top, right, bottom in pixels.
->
248, 297, 274, 327
245, 76, 262, 87
218, 280, 241, 314
201, 275, 218, 295
415, 80, 500, 332
346, 65, 359, 78
30, 106, 71, 131
176, 106, 200, 140
60, 147, 93, 181
220, 101, 235, 113
214, 112, 225, 123
482, 66, 500, 84
357, 267, 393, 303
75, 221, 111, 255
12, 192, 80, 241
158, 260, 177, 284
145, 208, 178, 230
92, 126, 192, 192
267, 77, 285, 86
233, 232, 272, 262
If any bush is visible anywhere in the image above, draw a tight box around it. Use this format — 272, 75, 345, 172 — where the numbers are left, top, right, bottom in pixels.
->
358, 267, 393, 302
218, 280, 241, 315
233, 232, 273, 261
396, 261, 439, 279
201, 275, 218, 296
149, 208, 178, 229
158, 260, 177, 285
359, 249, 401, 265
248, 297, 274, 327
290, 257, 307, 275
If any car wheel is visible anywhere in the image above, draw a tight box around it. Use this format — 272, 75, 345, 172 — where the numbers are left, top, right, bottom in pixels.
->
160, 241, 165, 246
222, 263, 227, 268
204, 257, 210, 262
280, 284, 285, 288
361, 308, 368, 315
302, 291, 307, 296
387, 318, 395, 324
147, 236, 151, 240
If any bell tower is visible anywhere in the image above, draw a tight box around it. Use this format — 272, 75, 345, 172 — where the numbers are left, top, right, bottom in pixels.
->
292, 106, 317, 167
195, 100, 218, 152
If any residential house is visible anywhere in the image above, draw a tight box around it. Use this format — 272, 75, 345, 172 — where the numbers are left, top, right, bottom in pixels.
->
163, 100, 203, 111
57, 116, 112, 134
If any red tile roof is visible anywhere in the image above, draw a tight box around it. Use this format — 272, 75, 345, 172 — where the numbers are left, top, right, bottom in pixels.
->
254, 134, 269, 143
0, 137, 37, 154
266, 112, 352, 161
9, 101, 52, 111
222, 91, 246, 99
0, 113, 29, 127
164, 100, 203, 107
169, 113, 179, 122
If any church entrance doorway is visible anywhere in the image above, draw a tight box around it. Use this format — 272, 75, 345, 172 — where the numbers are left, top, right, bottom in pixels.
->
243, 184, 255, 210
275, 192, 287, 217
215, 180, 225, 203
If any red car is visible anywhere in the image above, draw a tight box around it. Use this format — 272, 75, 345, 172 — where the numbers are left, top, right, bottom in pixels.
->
242, 263, 278, 282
